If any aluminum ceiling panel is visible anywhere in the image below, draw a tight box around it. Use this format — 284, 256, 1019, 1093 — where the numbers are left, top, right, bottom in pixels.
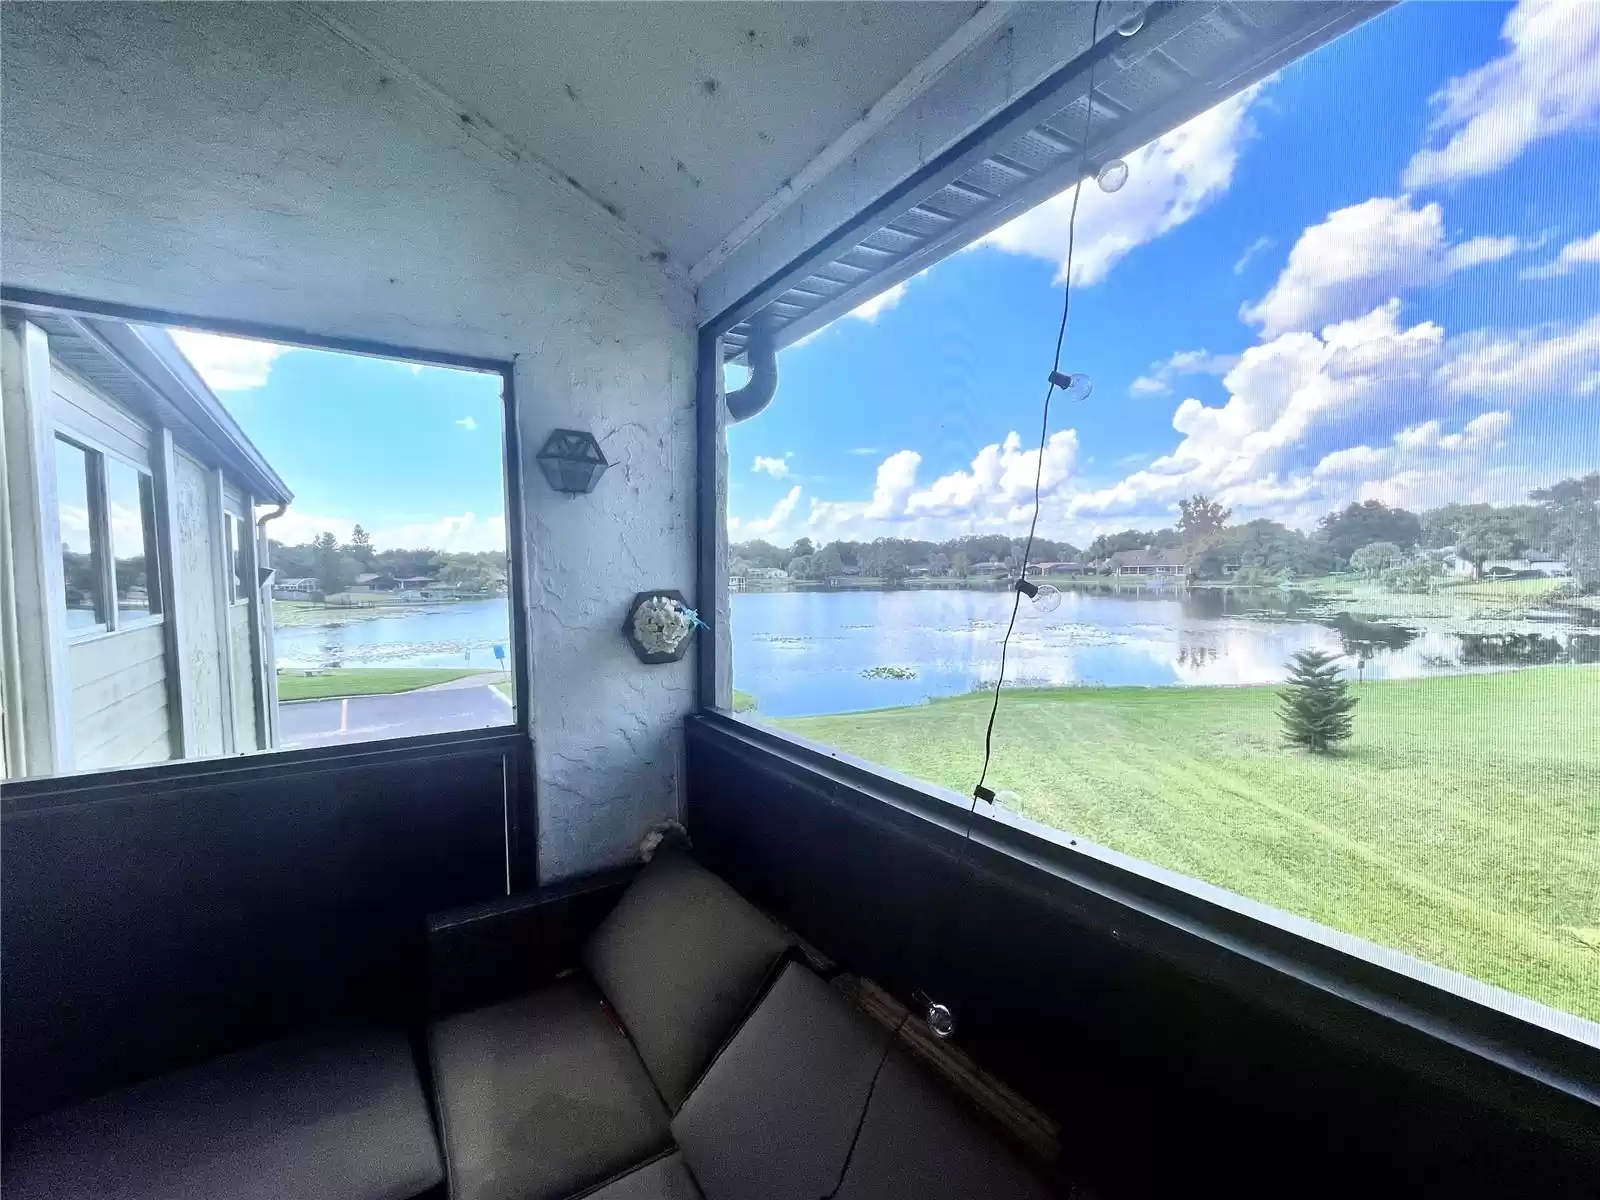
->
720, 0, 1389, 360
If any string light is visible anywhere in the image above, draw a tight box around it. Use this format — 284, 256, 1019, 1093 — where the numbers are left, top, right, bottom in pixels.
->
1116, 5, 1147, 36
1017, 578, 1063, 616
1096, 159, 1129, 193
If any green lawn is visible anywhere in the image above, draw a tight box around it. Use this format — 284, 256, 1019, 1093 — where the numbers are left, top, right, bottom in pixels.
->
276, 667, 491, 701
775, 668, 1600, 1021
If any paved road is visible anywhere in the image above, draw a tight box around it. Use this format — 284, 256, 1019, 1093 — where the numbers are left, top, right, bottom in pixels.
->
280, 683, 511, 749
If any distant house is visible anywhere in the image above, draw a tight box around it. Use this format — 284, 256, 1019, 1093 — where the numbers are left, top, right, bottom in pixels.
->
272, 577, 319, 600
906, 565, 930, 578
1110, 549, 1190, 580
347, 572, 398, 593
394, 575, 435, 593
1445, 554, 1568, 580
1036, 561, 1087, 576
745, 567, 789, 580
969, 561, 1009, 577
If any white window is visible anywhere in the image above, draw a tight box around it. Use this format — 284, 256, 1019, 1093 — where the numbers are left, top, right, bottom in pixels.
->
226, 513, 250, 605
106, 456, 162, 621
55, 437, 107, 633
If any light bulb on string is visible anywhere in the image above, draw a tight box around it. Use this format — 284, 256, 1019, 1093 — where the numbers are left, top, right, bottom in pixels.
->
1046, 370, 1094, 402
1096, 159, 1129, 193
1116, 5, 1147, 36
1016, 577, 1062, 617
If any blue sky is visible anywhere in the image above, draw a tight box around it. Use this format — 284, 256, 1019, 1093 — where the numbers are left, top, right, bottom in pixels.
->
167, 331, 508, 552
167, 1, 1599, 556
728, 0, 1600, 547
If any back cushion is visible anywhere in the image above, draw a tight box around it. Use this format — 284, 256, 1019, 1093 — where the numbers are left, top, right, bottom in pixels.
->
582, 851, 790, 1109
669, 962, 887, 1200
832, 1051, 1057, 1200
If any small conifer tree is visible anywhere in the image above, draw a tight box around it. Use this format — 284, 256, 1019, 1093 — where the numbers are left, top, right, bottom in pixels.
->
1278, 649, 1356, 753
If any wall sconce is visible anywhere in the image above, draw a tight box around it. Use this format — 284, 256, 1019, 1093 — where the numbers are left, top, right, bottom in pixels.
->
624, 589, 700, 664
536, 429, 610, 494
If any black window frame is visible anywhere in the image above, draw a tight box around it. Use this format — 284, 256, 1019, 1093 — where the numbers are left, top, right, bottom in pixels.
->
689, 172, 1600, 1140
2, 286, 538, 890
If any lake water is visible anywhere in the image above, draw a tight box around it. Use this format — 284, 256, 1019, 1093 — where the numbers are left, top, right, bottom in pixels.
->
730, 587, 1597, 718
272, 589, 1596, 717
274, 599, 512, 671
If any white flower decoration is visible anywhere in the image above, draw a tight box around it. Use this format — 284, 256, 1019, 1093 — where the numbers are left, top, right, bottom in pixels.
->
632, 595, 698, 655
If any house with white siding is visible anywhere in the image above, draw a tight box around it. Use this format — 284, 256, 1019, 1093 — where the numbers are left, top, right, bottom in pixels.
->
1, 307, 292, 779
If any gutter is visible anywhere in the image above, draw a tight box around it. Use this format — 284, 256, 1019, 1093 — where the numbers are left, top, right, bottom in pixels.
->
724, 317, 778, 423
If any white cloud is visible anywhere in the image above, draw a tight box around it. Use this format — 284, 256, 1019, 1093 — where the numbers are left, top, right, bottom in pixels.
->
1522, 230, 1600, 279
1435, 314, 1600, 398
849, 281, 908, 322
865, 450, 923, 519
729, 486, 802, 539
1312, 444, 1386, 478
455, 416, 478, 431
1401, 0, 1600, 189
1242, 195, 1523, 336
983, 85, 1261, 286
906, 431, 1078, 520
1393, 410, 1510, 453
170, 329, 292, 392
806, 430, 1080, 540
1129, 348, 1240, 397
1071, 300, 1445, 520
752, 455, 790, 479
845, 447, 879, 456
1233, 235, 1275, 275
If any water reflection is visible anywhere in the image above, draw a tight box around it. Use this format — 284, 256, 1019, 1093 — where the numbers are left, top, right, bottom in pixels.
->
730, 587, 1596, 718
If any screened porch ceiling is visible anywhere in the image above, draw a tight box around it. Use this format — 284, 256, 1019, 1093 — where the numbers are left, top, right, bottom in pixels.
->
321, 0, 1386, 361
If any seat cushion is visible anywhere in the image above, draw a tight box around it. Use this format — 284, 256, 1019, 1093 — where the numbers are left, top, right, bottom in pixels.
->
832, 1051, 1055, 1200
670, 962, 888, 1200
580, 1152, 704, 1200
582, 851, 790, 1109
1, 1025, 442, 1200
430, 976, 671, 1200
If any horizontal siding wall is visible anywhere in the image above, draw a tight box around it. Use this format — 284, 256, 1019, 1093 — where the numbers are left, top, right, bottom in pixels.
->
69, 623, 172, 770
229, 604, 258, 751
52, 364, 152, 466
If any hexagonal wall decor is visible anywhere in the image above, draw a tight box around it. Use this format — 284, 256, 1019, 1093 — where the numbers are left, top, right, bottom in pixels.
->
623, 589, 695, 664
536, 428, 610, 493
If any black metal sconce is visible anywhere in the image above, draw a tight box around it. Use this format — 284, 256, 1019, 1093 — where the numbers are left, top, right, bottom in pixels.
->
536, 429, 610, 494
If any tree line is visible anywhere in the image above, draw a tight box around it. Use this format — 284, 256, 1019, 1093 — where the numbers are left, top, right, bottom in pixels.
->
730, 472, 1599, 589
732, 533, 1081, 584
270, 524, 508, 596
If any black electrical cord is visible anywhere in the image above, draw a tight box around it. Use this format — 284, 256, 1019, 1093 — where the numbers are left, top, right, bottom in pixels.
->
820, 12, 1106, 1197
971, 3, 1100, 806
816, 1009, 912, 1200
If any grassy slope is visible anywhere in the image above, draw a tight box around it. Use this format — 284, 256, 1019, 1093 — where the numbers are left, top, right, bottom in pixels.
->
276, 667, 490, 701
776, 668, 1600, 1020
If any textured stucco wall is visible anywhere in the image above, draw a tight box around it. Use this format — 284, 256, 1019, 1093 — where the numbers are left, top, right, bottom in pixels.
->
1, 2, 698, 881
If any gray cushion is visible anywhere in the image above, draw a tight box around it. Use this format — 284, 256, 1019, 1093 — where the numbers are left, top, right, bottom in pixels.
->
1, 1026, 442, 1200
833, 1051, 1056, 1200
581, 1152, 704, 1200
582, 851, 790, 1109
430, 976, 671, 1200
670, 962, 889, 1200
